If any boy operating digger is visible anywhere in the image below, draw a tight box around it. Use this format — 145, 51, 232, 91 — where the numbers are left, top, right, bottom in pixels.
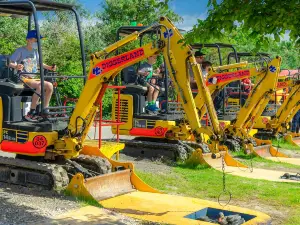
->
9, 30, 57, 121
138, 55, 161, 113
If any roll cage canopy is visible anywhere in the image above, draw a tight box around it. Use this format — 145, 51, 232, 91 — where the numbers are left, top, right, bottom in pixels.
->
0, 0, 74, 16
191, 43, 238, 66
0, 0, 86, 115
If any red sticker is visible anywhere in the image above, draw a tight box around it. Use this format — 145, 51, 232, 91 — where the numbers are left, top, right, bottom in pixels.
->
220, 122, 226, 129
89, 47, 145, 80
277, 81, 288, 89
206, 70, 250, 86
262, 117, 269, 124
32, 135, 47, 149
154, 126, 165, 136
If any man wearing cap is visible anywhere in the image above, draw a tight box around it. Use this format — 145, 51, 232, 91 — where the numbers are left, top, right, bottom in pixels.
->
194, 50, 206, 64
9, 30, 56, 121
190, 50, 207, 90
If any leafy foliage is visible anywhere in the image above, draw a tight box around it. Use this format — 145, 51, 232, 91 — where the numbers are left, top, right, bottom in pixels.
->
0, 17, 27, 54
193, 26, 299, 69
186, 0, 300, 51
95, 0, 182, 46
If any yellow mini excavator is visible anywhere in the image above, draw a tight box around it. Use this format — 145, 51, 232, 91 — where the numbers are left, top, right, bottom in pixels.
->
110, 33, 300, 180
0, 1, 274, 224
253, 71, 300, 146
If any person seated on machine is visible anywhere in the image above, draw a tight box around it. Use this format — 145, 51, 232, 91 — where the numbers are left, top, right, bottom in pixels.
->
9, 30, 57, 122
194, 50, 205, 64
241, 77, 254, 93
190, 60, 212, 90
137, 55, 161, 113
190, 51, 207, 90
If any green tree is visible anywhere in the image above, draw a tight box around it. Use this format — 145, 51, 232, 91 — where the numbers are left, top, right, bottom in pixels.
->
193, 25, 299, 69
94, 0, 182, 47
85, 0, 182, 117
186, 0, 300, 50
0, 17, 27, 54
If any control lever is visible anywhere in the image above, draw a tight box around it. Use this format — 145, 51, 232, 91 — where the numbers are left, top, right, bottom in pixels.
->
17, 61, 25, 75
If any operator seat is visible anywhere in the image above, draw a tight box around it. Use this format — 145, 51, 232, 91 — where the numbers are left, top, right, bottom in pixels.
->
120, 66, 166, 114
0, 54, 33, 122
121, 66, 148, 95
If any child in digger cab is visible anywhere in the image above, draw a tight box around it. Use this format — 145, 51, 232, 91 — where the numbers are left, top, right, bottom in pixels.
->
9, 30, 57, 122
138, 55, 161, 113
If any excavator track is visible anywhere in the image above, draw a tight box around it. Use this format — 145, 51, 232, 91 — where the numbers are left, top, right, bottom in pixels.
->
0, 154, 113, 191
118, 138, 210, 161
0, 156, 69, 190
71, 154, 112, 175
224, 139, 241, 152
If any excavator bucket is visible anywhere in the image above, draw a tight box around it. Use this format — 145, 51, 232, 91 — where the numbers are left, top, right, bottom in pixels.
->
251, 138, 300, 166
284, 133, 300, 146
66, 144, 273, 225
187, 148, 248, 168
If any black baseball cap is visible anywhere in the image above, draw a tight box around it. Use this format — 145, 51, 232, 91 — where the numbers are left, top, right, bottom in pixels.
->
194, 51, 206, 57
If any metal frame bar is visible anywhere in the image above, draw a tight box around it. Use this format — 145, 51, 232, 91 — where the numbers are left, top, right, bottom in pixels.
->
116, 26, 170, 112
0, 0, 86, 115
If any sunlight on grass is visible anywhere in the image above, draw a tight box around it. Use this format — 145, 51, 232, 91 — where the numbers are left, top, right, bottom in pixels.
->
137, 166, 300, 207
271, 138, 300, 151
64, 190, 102, 208
231, 151, 300, 170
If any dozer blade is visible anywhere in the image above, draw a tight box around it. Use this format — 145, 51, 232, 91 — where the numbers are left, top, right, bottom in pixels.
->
251, 138, 300, 166
79, 169, 134, 201
66, 144, 272, 225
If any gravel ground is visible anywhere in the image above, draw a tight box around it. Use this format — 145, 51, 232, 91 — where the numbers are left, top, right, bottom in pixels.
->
0, 183, 79, 225
0, 178, 157, 225
0, 151, 164, 225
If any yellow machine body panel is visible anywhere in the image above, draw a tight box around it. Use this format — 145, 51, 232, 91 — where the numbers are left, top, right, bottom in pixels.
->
111, 93, 177, 137
111, 94, 134, 132
251, 116, 271, 129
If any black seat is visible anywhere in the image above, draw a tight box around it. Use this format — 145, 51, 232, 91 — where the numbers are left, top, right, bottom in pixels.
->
121, 66, 165, 94
121, 66, 148, 95
0, 81, 24, 96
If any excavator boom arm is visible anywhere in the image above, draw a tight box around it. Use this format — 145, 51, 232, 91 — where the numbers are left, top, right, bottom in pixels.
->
60, 17, 224, 157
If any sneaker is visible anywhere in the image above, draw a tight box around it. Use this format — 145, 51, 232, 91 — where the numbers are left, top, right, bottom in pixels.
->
151, 105, 160, 111
145, 105, 157, 114
40, 109, 52, 120
24, 111, 40, 122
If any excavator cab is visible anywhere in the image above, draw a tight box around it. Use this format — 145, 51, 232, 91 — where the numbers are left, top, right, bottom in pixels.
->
0, 0, 86, 145
111, 25, 186, 152
115, 25, 186, 113
226, 52, 282, 118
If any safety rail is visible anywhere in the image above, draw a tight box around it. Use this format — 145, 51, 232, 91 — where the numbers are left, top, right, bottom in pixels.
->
93, 85, 126, 158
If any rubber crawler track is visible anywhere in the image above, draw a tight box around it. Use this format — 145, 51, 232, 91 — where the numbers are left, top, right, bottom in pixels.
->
0, 156, 69, 190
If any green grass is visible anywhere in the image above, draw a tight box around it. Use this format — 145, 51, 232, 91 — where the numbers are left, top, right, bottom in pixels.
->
271, 138, 300, 151
64, 190, 102, 208
136, 162, 300, 225
231, 151, 300, 170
